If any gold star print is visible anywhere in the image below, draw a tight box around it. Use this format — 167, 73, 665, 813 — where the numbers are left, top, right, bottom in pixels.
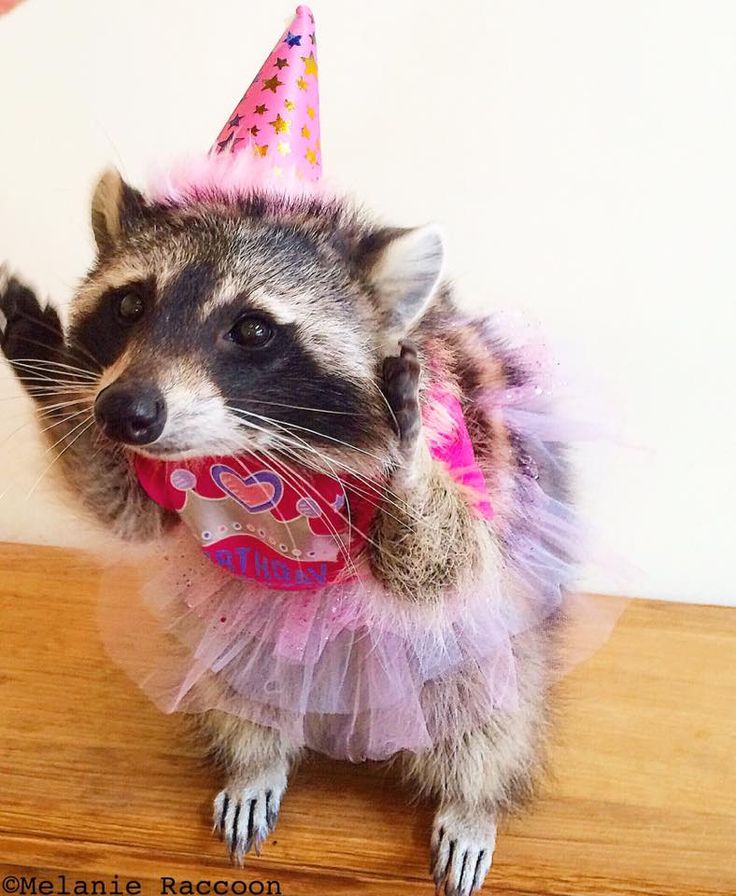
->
249, 125, 259, 137
269, 113, 291, 135
254, 104, 267, 115
305, 147, 318, 166
253, 143, 269, 157
301, 124, 311, 139
277, 141, 291, 156
262, 75, 283, 93
306, 105, 315, 119
296, 76, 308, 91
274, 57, 289, 69
301, 53, 318, 77
284, 98, 295, 111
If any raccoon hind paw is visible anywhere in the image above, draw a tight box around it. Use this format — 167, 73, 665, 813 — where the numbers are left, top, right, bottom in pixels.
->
431, 804, 496, 896
213, 769, 287, 865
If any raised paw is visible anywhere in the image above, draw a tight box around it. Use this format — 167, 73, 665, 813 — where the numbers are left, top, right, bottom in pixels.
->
431, 804, 496, 896
0, 266, 63, 365
382, 339, 421, 453
213, 768, 287, 865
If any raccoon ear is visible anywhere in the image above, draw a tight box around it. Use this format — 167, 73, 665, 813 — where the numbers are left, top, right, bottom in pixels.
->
90, 169, 145, 256
365, 225, 445, 340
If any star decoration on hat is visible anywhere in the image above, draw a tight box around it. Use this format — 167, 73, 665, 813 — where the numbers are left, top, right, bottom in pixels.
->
217, 132, 234, 152
210, 6, 322, 181
262, 75, 283, 93
301, 53, 318, 77
269, 113, 291, 135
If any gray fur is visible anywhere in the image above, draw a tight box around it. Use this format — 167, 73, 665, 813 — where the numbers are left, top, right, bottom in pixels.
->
0, 169, 569, 895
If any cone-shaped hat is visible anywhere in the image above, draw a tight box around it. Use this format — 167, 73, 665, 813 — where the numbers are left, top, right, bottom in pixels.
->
211, 5, 321, 181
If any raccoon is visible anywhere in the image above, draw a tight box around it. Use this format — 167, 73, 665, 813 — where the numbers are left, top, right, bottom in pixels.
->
0, 168, 569, 896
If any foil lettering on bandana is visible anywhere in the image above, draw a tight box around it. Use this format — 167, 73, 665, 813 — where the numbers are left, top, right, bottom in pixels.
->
135, 454, 377, 591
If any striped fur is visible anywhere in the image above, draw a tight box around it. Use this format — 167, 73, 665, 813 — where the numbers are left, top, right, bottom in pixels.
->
0, 171, 570, 895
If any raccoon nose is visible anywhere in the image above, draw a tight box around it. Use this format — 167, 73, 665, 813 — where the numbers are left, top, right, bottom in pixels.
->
94, 382, 166, 445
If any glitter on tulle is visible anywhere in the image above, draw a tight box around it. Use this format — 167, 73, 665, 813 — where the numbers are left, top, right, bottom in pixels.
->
97, 314, 622, 762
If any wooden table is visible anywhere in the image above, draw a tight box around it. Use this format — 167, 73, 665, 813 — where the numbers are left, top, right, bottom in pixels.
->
0, 543, 734, 895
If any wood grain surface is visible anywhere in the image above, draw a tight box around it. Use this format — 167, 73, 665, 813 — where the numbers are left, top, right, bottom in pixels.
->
0, 543, 734, 896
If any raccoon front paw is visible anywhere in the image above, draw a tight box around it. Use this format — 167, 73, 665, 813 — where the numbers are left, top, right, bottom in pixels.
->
382, 339, 421, 455
431, 804, 496, 896
213, 768, 287, 865
0, 267, 63, 365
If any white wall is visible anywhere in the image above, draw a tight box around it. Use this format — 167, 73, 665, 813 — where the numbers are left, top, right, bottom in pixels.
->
0, 0, 734, 604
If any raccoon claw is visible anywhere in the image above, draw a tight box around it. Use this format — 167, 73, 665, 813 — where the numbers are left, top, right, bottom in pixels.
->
213, 770, 287, 865
431, 806, 496, 896
0, 267, 63, 364
382, 340, 421, 453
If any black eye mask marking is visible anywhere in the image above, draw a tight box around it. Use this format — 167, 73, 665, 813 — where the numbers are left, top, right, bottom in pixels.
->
212, 327, 377, 452
70, 253, 385, 454
69, 276, 157, 371
69, 263, 218, 372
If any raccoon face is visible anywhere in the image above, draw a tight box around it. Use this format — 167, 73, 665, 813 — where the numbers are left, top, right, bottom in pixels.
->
68, 169, 444, 473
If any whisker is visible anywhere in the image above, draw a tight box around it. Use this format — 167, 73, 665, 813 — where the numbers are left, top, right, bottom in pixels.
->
38, 406, 94, 434
368, 374, 399, 432
226, 404, 386, 465
226, 396, 357, 416
262, 452, 365, 588
0, 418, 35, 457
7, 358, 99, 379
225, 410, 405, 566
41, 409, 96, 458
222, 418, 362, 582
2, 312, 102, 371
26, 417, 96, 499
227, 434, 356, 578
37, 397, 94, 415
226, 450, 303, 564
9, 379, 96, 391
0, 391, 84, 402
227, 406, 424, 527
266, 437, 404, 567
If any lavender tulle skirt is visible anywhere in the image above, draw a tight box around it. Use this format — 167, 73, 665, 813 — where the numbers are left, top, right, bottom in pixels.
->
97, 317, 622, 762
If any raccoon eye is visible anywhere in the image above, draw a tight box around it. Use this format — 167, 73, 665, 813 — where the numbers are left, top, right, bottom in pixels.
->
228, 315, 274, 349
116, 292, 145, 323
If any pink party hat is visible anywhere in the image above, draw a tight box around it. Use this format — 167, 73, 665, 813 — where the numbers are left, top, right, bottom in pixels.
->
211, 5, 321, 182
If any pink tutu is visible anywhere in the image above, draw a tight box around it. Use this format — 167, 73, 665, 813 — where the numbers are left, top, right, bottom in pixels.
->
97, 313, 621, 762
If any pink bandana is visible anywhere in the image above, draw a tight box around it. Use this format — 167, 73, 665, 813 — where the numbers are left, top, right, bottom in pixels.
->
135, 390, 492, 592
